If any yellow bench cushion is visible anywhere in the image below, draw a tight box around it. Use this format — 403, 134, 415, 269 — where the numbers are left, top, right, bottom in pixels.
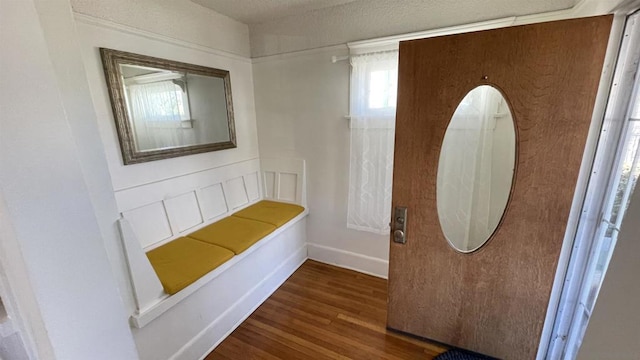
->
147, 237, 234, 295
188, 216, 276, 255
232, 200, 305, 227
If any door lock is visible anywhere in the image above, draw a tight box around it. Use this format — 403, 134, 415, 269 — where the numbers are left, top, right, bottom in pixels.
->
393, 230, 405, 243
392, 206, 407, 244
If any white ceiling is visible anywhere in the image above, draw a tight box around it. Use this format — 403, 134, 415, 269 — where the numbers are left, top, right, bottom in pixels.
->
191, 0, 359, 24
192, 0, 581, 26
190, 0, 582, 57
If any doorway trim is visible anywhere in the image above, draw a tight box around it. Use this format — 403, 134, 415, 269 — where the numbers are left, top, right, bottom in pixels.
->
544, 9, 640, 359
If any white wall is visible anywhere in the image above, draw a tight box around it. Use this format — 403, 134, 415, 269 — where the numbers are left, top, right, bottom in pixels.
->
73, 2, 260, 358
1, 0, 259, 358
0, 193, 48, 360
71, 0, 250, 58
252, 47, 390, 277
0, 0, 139, 359
77, 20, 258, 192
578, 187, 640, 360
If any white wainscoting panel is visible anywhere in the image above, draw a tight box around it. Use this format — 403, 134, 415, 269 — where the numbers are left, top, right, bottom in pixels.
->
260, 158, 306, 206
279, 173, 298, 202
122, 202, 173, 249
225, 176, 249, 210
115, 157, 308, 328
243, 172, 261, 201
113, 156, 310, 360
263, 171, 276, 198
164, 191, 203, 233
198, 183, 228, 221
115, 159, 262, 249
114, 159, 260, 212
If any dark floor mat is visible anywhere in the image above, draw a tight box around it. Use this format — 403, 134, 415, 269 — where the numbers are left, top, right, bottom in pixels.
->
434, 349, 497, 360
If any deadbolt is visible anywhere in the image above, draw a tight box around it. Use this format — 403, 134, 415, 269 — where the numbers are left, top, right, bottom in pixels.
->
392, 206, 407, 244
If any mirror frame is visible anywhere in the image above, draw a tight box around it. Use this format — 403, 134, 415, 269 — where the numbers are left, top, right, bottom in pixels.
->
100, 48, 237, 165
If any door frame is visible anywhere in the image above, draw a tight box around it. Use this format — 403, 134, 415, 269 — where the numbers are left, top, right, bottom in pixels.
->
545, 9, 640, 359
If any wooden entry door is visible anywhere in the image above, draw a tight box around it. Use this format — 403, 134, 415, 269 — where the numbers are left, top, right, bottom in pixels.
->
387, 16, 612, 359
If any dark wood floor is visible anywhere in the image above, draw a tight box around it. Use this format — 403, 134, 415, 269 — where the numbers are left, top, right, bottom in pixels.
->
206, 260, 447, 359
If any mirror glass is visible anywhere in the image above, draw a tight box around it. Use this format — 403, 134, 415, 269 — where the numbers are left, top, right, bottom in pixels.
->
120, 64, 231, 152
437, 85, 516, 253
101, 49, 236, 165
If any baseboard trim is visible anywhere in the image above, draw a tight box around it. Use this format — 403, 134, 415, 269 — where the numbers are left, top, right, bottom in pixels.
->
307, 243, 388, 279
169, 245, 308, 360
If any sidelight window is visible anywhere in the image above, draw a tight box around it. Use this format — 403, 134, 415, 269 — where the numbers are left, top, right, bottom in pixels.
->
347, 50, 398, 234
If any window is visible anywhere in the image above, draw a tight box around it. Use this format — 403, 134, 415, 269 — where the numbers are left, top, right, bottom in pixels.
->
127, 80, 192, 126
347, 51, 398, 234
368, 69, 398, 109
122, 72, 196, 151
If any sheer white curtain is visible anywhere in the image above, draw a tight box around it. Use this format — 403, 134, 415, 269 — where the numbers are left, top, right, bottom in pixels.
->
127, 80, 195, 151
347, 51, 398, 234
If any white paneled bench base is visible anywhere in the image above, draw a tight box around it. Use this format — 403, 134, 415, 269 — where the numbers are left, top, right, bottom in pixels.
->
116, 158, 308, 360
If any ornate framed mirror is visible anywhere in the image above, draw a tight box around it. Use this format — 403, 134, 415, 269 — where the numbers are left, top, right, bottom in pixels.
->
100, 48, 236, 165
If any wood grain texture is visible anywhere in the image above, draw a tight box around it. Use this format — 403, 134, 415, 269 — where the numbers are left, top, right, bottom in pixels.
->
388, 16, 613, 359
207, 260, 447, 359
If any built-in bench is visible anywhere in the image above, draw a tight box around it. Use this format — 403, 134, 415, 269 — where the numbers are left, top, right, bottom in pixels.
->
115, 158, 308, 360
147, 200, 304, 295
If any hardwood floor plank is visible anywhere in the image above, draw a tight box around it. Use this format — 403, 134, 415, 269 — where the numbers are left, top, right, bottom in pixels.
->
258, 301, 333, 326
206, 260, 447, 359
253, 311, 409, 360
245, 318, 351, 360
335, 314, 448, 355
233, 326, 311, 360
208, 335, 280, 360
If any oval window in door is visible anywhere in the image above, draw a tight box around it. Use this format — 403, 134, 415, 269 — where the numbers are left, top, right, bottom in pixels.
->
437, 85, 516, 253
